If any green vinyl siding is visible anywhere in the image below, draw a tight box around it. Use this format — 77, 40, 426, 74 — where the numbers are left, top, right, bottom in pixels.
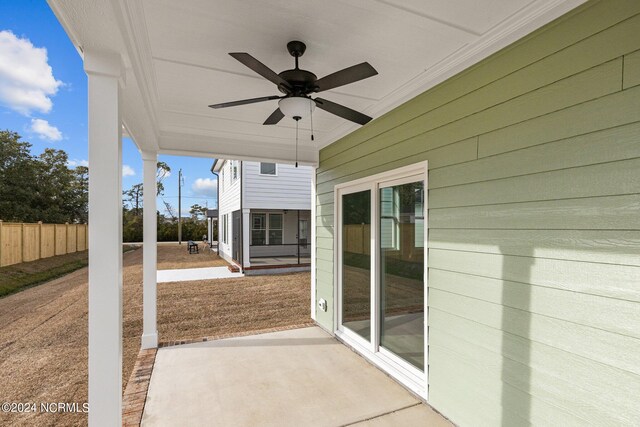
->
623, 49, 640, 89
315, 1, 640, 425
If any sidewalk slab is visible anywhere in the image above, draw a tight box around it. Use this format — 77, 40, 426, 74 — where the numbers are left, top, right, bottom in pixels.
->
157, 266, 243, 283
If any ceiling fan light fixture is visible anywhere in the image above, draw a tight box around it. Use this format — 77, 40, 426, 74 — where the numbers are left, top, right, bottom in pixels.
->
279, 96, 314, 119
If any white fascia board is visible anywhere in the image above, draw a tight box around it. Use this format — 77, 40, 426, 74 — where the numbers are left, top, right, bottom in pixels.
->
158, 133, 319, 167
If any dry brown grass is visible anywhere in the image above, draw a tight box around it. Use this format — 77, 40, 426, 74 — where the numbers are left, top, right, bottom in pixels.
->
156, 242, 227, 270
157, 273, 311, 342
0, 244, 310, 426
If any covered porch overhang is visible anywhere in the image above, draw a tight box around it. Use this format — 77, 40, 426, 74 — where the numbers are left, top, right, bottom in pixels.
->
46, 0, 587, 424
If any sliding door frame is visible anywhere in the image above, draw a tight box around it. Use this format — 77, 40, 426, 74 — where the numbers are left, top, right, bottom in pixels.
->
333, 161, 429, 400
335, 181, 375, 352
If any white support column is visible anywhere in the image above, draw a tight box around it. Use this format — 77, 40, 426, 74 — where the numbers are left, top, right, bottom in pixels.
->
310, 168, 317, 320
242, 208, 250, 269
141, 150, 158, 349
84, 50, 123, 426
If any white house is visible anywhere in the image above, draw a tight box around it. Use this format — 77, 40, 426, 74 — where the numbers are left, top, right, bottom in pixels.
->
212, 159, 312, 273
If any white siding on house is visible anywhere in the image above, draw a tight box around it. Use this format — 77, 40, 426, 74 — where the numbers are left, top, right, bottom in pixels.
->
243, 161, 312, 210
215, 159, 313, 265
217, 160, 241, 260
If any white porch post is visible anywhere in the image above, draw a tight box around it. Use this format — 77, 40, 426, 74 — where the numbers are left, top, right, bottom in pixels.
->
310, 168, 317, 320
141, 150, 158, 349
242, 208, 250, 269
84, 50, 123, 426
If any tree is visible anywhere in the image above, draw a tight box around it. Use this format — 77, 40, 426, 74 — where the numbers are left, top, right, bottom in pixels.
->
69, 166, 88, 223
122, 161, 173, 241
122, 161, 172, 211
35, 148, 76, 223
123, 183, 144, 214
162, 200, 177, 221
0, 131, 38, 222
189, 203, 207, 220
0, 131, 88, 223
156, 161, 170, 196
343, 190, 371, 225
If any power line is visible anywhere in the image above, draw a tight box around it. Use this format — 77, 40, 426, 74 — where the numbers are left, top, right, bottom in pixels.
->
161, 196, 212, 199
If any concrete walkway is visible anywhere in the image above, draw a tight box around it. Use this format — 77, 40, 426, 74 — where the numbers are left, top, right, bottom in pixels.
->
142, 326, 451, 427
156, 266, 244, 283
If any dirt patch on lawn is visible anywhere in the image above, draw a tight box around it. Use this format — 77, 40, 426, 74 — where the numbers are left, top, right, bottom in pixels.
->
0, 245, 310, 426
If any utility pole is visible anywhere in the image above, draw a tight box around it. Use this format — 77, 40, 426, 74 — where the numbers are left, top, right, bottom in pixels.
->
178, 168, 183, 245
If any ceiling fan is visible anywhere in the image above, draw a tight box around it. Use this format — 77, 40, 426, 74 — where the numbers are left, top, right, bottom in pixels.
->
208, 41, 378, 126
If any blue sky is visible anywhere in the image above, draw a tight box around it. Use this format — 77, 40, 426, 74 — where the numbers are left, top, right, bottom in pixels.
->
0, 0, 217, 214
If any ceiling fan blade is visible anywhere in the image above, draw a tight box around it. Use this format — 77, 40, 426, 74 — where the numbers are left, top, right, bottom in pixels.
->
315, 62, 378, 92
263, 108, 285, 125
314, 98, 372, 125
229, 52, 292, 91
208, 95, 281, 109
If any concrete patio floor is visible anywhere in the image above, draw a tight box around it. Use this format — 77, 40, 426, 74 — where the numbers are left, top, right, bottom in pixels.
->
142, 326, 451, 427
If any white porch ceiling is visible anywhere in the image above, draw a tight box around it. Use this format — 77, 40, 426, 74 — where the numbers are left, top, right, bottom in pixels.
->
48, 0, 585, 165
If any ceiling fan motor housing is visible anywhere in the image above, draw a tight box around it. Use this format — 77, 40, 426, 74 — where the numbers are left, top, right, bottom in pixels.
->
277, 69, 318, 95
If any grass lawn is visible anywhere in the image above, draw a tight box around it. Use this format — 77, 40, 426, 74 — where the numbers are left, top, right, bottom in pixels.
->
0, 246, 137, 298
0, 244, 310, 426
0, 251, 89, 298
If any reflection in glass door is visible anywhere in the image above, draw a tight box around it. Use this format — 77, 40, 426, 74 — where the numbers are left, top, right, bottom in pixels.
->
341, 190, 371, 342
379, 181, 425, 370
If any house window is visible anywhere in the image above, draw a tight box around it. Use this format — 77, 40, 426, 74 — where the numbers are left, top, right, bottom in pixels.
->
380, 187, 400, 250
251, 212, 283, 245
414, 187, 424, 248
268, 213, 283, 245
251, 213, 266, 245
260, 162, 277, 175
221, 214, 228, 244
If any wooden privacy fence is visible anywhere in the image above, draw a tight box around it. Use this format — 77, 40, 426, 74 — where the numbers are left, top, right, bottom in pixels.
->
0, 221, 88, 267
343, 223, 424, 261
343, 223, 371, 255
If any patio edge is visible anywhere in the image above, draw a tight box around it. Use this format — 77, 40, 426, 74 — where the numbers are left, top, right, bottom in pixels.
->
158, 322, 316, 348
122, 348, 157, 427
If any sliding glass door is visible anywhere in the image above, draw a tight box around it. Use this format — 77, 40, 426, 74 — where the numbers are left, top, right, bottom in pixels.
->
341, 189, 371, 342
336, 162, 427, 397
379, 180, 425, 371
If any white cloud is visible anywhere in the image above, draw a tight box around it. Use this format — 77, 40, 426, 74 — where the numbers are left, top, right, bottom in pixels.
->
29, 118, 62, 141
122, 165, 135, 177
0, 30, 62, 115
68, 159, 89, 167
192, 178, 217, 197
